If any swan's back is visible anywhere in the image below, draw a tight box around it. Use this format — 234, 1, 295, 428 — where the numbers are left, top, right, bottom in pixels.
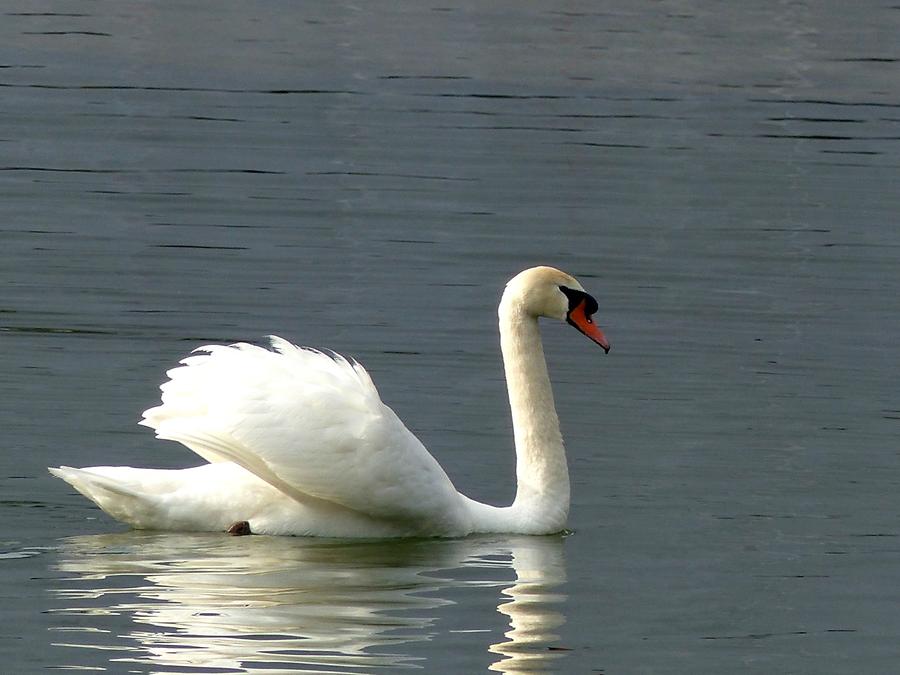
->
140, 337, 470, 533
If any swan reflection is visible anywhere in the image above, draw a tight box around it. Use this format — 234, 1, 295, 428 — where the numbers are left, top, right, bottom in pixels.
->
50, 532, 568, 673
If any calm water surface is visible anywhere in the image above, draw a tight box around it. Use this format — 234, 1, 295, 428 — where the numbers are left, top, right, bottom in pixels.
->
2, 1, 900, 673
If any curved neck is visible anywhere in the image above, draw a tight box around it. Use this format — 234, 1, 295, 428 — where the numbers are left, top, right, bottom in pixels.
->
498, 294, 570, 532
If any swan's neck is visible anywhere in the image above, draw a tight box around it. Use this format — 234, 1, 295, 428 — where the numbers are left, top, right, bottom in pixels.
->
498, 296, 570, 532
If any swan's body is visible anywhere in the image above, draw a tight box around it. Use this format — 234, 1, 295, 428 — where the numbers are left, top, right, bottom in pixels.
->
51, 266, 609, 537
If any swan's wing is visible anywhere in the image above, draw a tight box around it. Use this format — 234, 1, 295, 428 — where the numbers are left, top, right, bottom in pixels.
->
140, 336, 463, 525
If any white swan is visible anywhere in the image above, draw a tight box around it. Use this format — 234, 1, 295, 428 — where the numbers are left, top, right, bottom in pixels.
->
50, 266, 609, 537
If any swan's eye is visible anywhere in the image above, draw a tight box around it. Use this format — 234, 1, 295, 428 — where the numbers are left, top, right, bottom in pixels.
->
558, 285, 579, 310
559, 285, 598, 318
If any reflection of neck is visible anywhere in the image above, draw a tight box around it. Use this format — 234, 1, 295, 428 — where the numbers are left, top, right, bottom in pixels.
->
488, 537, 569, 674
499, 295, 570, 534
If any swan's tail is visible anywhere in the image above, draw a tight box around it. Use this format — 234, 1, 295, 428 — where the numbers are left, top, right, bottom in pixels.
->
49, 465, 219, 530
49, 464, 279, 532
50, 466, 154, 528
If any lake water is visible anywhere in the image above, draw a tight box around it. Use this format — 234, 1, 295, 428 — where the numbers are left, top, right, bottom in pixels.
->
2, 1, 899, 672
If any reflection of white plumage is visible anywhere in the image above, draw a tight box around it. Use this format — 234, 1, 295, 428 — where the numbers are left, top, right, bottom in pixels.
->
51, 532, 568, 673
50, 266, 609, 537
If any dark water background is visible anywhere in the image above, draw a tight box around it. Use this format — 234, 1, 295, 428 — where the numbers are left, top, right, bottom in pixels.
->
2, 1, 899, 672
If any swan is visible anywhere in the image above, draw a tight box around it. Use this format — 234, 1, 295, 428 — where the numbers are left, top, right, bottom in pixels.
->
50, 266, 609, 537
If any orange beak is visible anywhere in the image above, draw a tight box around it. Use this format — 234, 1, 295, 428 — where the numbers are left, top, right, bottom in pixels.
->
567, 299, 610, 353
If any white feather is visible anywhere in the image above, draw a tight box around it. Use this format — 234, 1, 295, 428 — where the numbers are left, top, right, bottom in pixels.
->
141, 338, 468, 530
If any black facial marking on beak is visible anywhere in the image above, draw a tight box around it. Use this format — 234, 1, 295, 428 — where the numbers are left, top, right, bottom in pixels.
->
559, 285, 599, 318
560, 285, 609, 352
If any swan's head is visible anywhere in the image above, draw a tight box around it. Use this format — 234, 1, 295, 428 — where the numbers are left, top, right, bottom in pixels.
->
503, 266, 610, 353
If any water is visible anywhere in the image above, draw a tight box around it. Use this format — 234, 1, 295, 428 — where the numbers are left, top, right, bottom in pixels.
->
2, 1, 899, 672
